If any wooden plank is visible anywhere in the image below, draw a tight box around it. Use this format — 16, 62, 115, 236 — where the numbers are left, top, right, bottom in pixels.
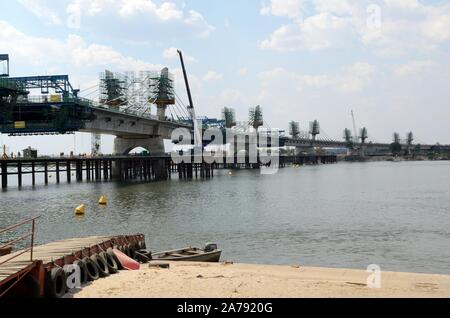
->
0, 261, 34, 283
0, 235, 121, 286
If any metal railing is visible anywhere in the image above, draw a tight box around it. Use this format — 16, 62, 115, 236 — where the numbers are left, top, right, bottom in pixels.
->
0, 216, 40, 266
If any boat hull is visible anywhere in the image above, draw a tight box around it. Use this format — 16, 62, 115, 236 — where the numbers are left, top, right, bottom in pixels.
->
153, 249, 222, 263
0, 247, 12, 257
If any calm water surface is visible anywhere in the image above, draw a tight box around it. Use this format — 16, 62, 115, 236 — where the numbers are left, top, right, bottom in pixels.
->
1, 161, 449, 274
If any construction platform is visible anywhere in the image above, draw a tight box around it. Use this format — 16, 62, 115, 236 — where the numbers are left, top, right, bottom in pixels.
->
0, 234, 145, 297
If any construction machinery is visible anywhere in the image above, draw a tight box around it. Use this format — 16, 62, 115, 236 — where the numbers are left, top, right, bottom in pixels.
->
177, 49, 202, 148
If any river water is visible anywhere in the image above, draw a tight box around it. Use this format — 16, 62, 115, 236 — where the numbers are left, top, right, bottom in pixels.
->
1, 160, 449, 274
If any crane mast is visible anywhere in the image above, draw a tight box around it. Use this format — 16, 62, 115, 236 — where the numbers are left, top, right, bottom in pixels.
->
177, 49, 201, 148
177, 50, 194, 115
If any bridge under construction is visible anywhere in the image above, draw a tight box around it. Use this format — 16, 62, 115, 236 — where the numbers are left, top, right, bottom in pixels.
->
1, 53, 449, 161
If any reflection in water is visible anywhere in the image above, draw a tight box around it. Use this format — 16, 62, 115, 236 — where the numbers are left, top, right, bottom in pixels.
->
1, 161, 450, 274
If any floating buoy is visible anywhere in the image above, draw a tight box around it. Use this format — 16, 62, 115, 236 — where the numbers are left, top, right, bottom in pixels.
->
99, 196, 107, 205
75, 204, 86, 215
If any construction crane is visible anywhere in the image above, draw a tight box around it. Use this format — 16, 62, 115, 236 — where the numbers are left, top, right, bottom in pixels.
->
177, 49, 202, 148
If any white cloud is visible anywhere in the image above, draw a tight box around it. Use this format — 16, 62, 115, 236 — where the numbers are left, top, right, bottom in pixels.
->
162, 47, 198, 63
261, 0, 306, 18
67, 0, 215, 38
17, 0, 62, 24
185, 10, 216, 38
0, 20, 161, 72
260, 0, 450, 55
218, 88, 245, 103
314, 0, 354, 16
258, 62, 375, 93
421, 13, 450, 43
239, 68, 248, 76
359, 2, 450, 56
120, 1, 183, 21
261, 12, 354, 51
394, 60, 434, 77
203, 71, 223, 82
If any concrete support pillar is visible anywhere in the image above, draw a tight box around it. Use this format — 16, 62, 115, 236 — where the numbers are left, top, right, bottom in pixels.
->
153, 159, 168, 181
306, 146, 316, 155
113, 136, 166, 178
113, 136, 165, 156
360, 144, 366, 158
294, 147, 303, 156
156, 105, 167, 121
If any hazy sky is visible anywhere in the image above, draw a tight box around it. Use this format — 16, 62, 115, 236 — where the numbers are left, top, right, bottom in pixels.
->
1, 0, 450, 155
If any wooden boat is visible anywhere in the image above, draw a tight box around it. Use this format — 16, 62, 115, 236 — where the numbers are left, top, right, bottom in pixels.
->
0, 247, 12, 257
151, 243, 222, 263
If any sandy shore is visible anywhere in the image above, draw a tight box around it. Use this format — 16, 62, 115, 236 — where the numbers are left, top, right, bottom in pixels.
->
66, 262, 450, 298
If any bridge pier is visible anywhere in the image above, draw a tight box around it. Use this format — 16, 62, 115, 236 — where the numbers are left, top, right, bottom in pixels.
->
2, 161, 7, 188
113, 136, 165, 156
113, 136, 166, 178
153, 159, 169, 181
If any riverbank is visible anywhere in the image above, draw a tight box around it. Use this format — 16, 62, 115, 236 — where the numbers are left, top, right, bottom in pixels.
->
67, 262, 450, 298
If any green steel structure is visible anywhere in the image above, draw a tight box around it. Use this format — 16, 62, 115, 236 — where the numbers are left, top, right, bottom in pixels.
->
0, 74, 95, 135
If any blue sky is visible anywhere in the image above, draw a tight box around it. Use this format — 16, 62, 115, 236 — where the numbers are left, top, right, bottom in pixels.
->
1, 0, 450, 154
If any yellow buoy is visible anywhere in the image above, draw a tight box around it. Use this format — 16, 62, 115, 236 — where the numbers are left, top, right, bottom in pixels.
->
99, 196, 107, 205
75, 204, 86, 215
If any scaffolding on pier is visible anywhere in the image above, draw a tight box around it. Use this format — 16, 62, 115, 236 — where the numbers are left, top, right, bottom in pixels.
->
99, 70, 128, 111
